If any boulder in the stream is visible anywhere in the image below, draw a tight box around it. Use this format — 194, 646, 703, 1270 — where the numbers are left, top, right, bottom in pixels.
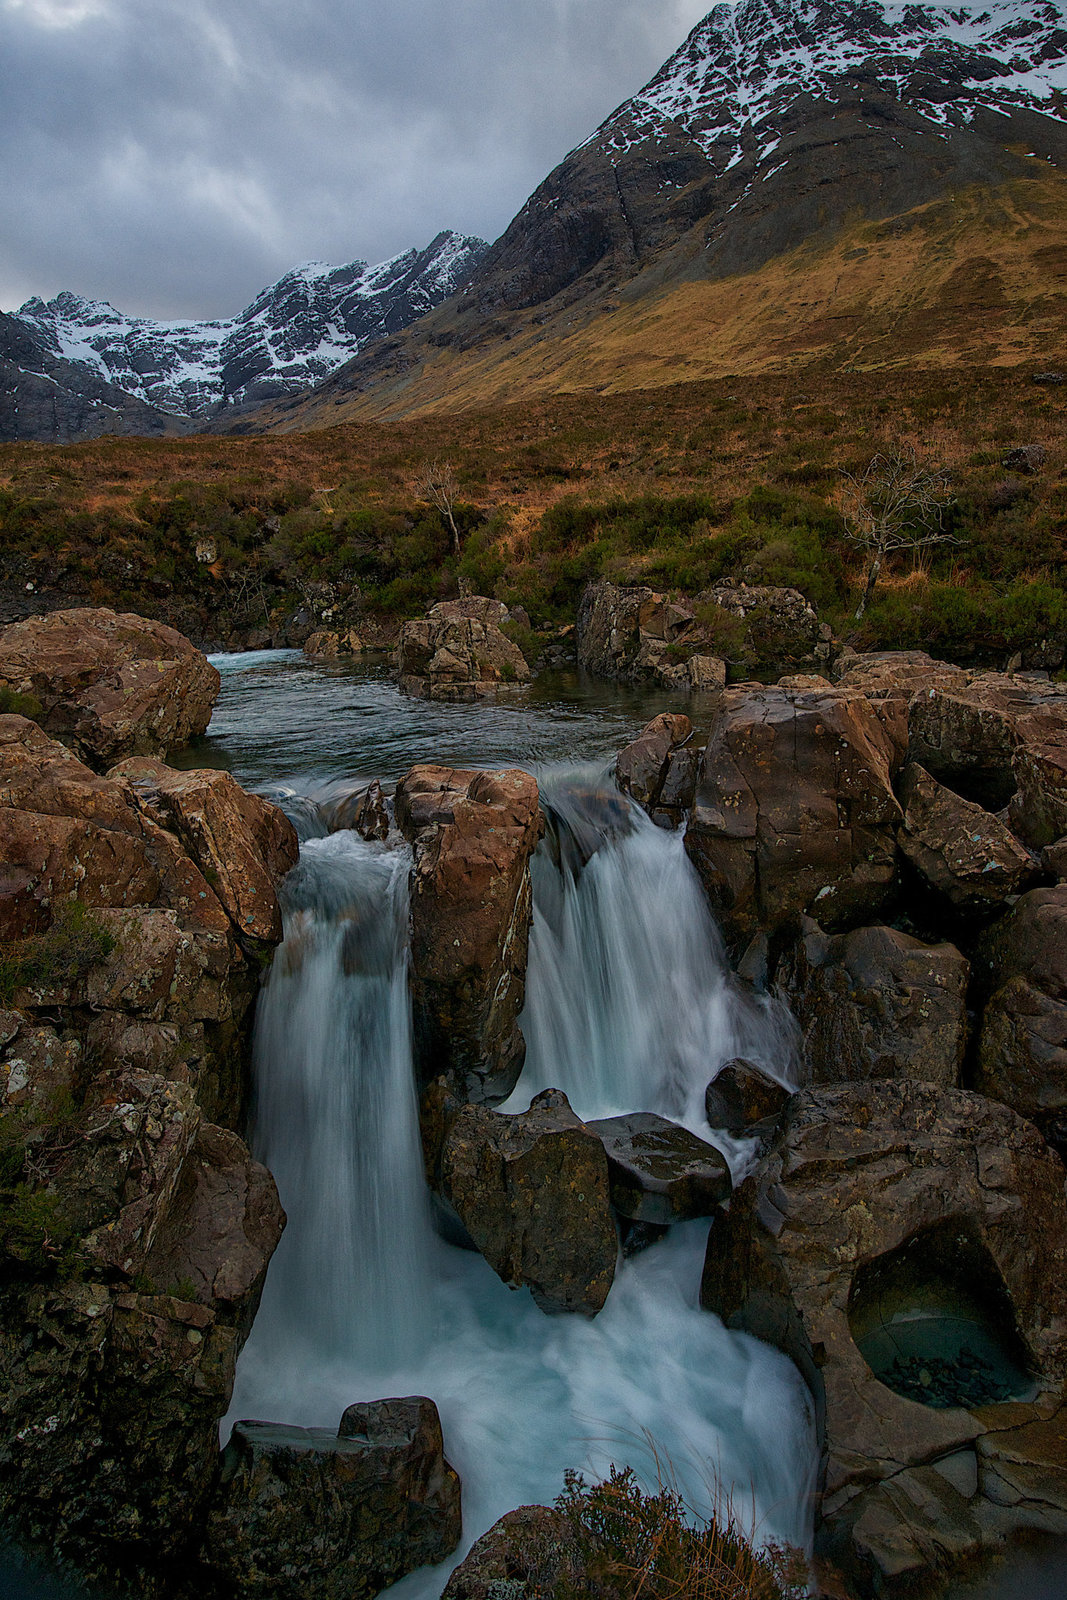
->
976, 884, 1067, 1151
614, 713, 694, 824
437, 1088, 616, 1315
0, 607, 219, 769
205, 1398, 461, 1600
586, 1112, 731, 1225
701, 1079, 1067, 1596
683, 684, 901, 945
777, 919, 970, 1088
395, 764, 542, 1103
397, 612, 529, 701
704, 1058, 793, 1138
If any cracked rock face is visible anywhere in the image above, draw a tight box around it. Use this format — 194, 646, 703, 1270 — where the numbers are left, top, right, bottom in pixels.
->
701, 1079, 1067, 1596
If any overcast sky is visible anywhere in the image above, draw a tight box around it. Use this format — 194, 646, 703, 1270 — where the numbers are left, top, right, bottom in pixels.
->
0, 0, 711, 320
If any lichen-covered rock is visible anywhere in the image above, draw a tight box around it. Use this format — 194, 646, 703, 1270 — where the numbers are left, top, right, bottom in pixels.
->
586, 1111, 731, 1224
834, 650, 967, 701
1011, 735, 1067, 849
0, 607, 219, 769
701, 1080, 1067, 1597
696, 581, 823, 668
908, 672, 1067, 810
442, 1505, 583, 1599
303, 627, 364, 660
396, 764, 542, 1103
777, 919, 969, 1088
976, 885, 1067, 1149
205, 1400, 461, 1600
110, 758, 299, 946
897, 761, 1035, 911
683, 685, 901, 945
397, 613, 529, 701
438, 1088, 616, 1314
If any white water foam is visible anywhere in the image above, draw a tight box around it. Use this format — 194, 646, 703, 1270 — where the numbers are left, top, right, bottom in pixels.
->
225, 775, 816, 1596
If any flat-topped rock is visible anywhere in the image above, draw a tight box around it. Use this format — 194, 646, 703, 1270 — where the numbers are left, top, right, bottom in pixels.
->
587, 1111, 731, 1224
0, 607, 219, 769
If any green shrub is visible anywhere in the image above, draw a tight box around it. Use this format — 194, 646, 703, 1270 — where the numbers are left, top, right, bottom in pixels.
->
0, 899, 116, 1005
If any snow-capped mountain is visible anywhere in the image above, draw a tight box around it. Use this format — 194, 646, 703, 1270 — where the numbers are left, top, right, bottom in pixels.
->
2, 231, 487, 439
281, 0, 1067, 425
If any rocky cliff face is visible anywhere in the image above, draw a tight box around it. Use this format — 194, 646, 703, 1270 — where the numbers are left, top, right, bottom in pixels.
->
1, 231, 488, 442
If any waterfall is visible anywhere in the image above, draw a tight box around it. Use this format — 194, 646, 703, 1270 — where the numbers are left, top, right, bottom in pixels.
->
226, 768, 816, 1595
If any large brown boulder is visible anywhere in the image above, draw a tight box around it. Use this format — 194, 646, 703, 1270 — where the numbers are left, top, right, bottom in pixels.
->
396, 764, 542, 1103
778, 919, 969, 1088
586, 1112, 731, 1224
437, 1088, 616, 1315
397, 614, 529, 702
976, 885, 1067, 1148
683, 685, 901, 945
897, 762, 1035, 912
205, 1399, 461, 1600
614, 712, 693, 821
1011, 734, 1067, 849
0, 608, 219, 769
701, 1080, 1067, 1596
110, 758, 299, 946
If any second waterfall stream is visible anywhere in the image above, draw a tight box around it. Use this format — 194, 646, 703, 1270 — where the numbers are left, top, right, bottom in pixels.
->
224, 763, 817, 1595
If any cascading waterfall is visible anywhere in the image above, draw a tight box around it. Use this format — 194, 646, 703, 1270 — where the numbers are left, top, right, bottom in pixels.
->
226, 763, 816, 1597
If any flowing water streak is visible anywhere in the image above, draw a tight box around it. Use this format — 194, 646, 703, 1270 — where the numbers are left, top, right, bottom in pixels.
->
228, 768, 816, 1595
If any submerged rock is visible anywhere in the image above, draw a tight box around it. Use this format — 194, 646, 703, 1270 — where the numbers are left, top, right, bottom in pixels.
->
586, 1111, 731, 1224
396, 764, 542, 1103
438, 1088, 616, 1315
205, 1398, 461, 1600
0, 607, 219, 769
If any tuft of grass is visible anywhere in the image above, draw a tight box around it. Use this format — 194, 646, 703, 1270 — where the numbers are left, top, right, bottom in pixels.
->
552, 1464, 808, 1600
0, 900, 116, 1006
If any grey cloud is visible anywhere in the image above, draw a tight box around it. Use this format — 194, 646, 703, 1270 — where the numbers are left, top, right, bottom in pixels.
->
0, 0, 710, 319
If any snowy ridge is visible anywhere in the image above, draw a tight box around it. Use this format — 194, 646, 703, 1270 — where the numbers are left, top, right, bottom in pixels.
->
13, 230, 488, 418
588, 0, 1067, 168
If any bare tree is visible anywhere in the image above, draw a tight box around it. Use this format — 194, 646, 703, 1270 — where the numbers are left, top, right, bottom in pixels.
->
840, 451, 958, 621
416, 458, 462, 556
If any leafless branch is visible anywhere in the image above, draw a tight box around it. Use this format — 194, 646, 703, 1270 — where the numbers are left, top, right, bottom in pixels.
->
839, 450, 958, 620
415, 458, 462, 556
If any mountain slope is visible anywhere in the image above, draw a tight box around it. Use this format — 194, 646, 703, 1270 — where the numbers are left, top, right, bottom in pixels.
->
254, 0, 1067, 429
1, 232, 488, 443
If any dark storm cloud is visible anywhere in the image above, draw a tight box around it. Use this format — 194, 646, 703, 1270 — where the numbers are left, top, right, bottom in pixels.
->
0, 0, 710, 319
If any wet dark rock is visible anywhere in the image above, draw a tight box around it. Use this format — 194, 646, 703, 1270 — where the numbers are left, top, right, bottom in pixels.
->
205, 1399, 461, 1600
0, 608, 219, 769
614, 712, 692, 816
441, 1504, 583, 1600
352, 779, 390, 842
683, 684, 901, 945
438, 1088, 616, 1315
897, 761, 1035, 912
700, 1078, 1067, 1596
777, 919, 969, 1088
704, 1058, 792, 1137
586, 1111, 731, 1224
396, 764, 542, 1104
976, 885, 1067, 1143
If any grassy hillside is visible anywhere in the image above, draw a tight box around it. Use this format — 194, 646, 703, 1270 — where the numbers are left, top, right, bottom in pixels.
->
0, 363, 1064, 666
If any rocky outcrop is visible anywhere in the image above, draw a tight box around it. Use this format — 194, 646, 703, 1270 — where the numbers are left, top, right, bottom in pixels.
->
441, 1505, 583, 1600
205, 1399, 461, 1600
683, 684, 901, 945
614, 712, 694, 825
778, 919, 969, 1088
303, 627, 364, 660
976, 885, 1067, 1151
908, 672, 1067, 810
0, 608, 219, 769
586, 1112, 730, 1224
696, 582, 825, 669
436, 1089, 616, 1315
396, 764, 542, 1103
897, 761, 1035, 912
833, 649, 968, 701
397, 613, 529, 702
701, 1079, 1067, 1596
1011, 735, 1067, 850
